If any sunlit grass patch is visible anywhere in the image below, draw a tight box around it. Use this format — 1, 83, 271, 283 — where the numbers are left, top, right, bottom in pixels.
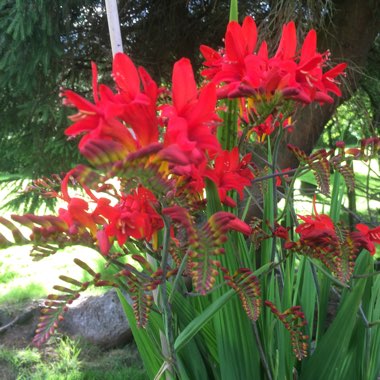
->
0, 282, 46, 305
0, 338, 147, 380
0, 262, 18, 283
0, 245, 109, 306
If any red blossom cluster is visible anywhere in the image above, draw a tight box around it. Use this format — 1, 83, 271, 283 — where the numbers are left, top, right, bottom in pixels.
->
59, 48, 258, 249
42, 16, 378, 261
201, 16, 346, 104
294, 211, 380, 256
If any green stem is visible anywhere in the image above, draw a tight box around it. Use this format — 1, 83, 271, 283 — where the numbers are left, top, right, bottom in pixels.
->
159, 216, 177, 378
368, 320, 380, 328
253, 322, 273, 380
308, 258, 350, 289
353, 271, 380, 279
229, 0, 238, 21
276, 166, 305, 221
168, 251, 189, 303
251, 168, 299, 185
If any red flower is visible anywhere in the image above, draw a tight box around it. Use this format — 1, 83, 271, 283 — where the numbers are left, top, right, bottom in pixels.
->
200, 44, 223, 80
209, 212, 252, 235
351, 224, 380, 255
161, 58, 220, 168
205, 147, 253, 207
100, 186, 164, 246
176, 161, 207, 194
274, 22, 297, 60
112, 53, 159, 147
272, 224, 290, 241
63, 54, 161, 164
63, 62, 138, 156
57, 169, 109, 236
201, 16, 257, 85
58, 197, 110, 237
251, 115, 275, 142
58, 198, 94, 235
275, 167, 291, 187
296, 213, 336, 247
319, 63, 347, 99
200, 16, 346, 105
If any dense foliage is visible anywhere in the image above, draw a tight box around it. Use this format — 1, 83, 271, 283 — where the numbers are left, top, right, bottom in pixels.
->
1, 9, 380, 379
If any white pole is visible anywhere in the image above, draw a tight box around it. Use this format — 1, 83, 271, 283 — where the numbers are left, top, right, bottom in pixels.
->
105, 0, 123, 55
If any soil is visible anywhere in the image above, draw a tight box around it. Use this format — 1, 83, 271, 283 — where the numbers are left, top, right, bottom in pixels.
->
0, 300, 42, 349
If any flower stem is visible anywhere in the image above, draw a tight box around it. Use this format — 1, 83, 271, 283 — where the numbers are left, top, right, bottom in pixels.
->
253, 322, 273, 380
159, 215, 177, 377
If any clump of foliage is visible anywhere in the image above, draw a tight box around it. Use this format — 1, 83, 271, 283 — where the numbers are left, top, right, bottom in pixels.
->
1, 4, 380, 380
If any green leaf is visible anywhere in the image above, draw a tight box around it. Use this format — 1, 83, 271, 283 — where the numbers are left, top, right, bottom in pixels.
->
174, 288, 236, 352
117, 289, 163, 379
300, 252, 372, 380
218, 99, 238, 150
366, 276, 380, 379
169, 286, 219, 367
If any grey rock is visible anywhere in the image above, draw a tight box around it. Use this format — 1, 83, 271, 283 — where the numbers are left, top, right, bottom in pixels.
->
59, 289, 133, 348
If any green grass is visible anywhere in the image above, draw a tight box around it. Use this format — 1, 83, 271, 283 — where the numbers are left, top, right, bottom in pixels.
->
0, 245, 110, 307
0, 282, 46, 304
0, 337, 148, 380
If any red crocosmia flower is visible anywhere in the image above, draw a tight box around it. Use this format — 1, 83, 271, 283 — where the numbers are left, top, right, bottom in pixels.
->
200, 16, 257, 84
64, 54, 161, 161
250, 115, 292, 143
222, 16, 258, 80
101, 186, 164, 246
275, 22, 297, 60
58, 169, 110, 236
172, 161, 207, 194
320, 63, 347, 97
296, 213, 337, 247
202, 16, 261, 98
97, 229, 112, 255
225, 16, 257, 62
275, 167, 291, 187
63, 62, 138, 156
162, 58, 220, 167
251, 115, 275, 142
210, 212, 252, 236
200, 44, 223, 80
205, 147, 253, 207
273, 224, 290, 241
112, 53, 159, 147
58, 197, 102, 236
200, 16, 346, 105
351, 224, 380, 255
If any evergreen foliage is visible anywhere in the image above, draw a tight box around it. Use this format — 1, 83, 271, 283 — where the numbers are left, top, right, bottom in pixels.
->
0, 0, 107, 176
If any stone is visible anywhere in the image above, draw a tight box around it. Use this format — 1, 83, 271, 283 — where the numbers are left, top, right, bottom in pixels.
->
59, 289, 133, 349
